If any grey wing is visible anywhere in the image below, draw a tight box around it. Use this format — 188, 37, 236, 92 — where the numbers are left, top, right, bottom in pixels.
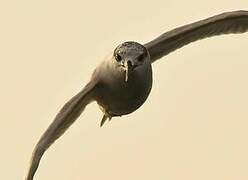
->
144, 10, 248, 63
25, 79, 98, 180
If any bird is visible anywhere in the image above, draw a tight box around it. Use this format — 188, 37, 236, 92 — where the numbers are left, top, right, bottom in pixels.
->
25, 10, 248, 180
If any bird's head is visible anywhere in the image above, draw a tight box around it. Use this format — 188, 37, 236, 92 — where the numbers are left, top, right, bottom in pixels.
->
113, 41, 150, 82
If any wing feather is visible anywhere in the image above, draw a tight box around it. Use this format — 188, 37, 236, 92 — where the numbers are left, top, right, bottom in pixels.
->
25, 79, 98, 180
145, 10, 248, 62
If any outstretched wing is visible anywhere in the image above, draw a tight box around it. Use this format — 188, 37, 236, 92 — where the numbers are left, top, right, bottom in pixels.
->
145, 10, 248, 63
25, 79, 98, 180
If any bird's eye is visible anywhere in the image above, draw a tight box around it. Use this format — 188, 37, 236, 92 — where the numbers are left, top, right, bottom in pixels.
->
115, 53, 122, 62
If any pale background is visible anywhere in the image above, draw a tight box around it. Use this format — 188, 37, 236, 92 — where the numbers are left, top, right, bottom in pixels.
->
0, 0, 248, 180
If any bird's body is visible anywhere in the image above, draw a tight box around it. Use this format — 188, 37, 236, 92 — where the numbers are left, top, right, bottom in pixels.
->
25, 10, 248, 180
93, 43, 152, 117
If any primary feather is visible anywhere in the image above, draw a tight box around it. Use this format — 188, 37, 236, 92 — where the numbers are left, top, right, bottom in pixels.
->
145, 10, 248, 62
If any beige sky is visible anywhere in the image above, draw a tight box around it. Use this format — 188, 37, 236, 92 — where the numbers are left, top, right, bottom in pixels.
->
0, 0, 248, 180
